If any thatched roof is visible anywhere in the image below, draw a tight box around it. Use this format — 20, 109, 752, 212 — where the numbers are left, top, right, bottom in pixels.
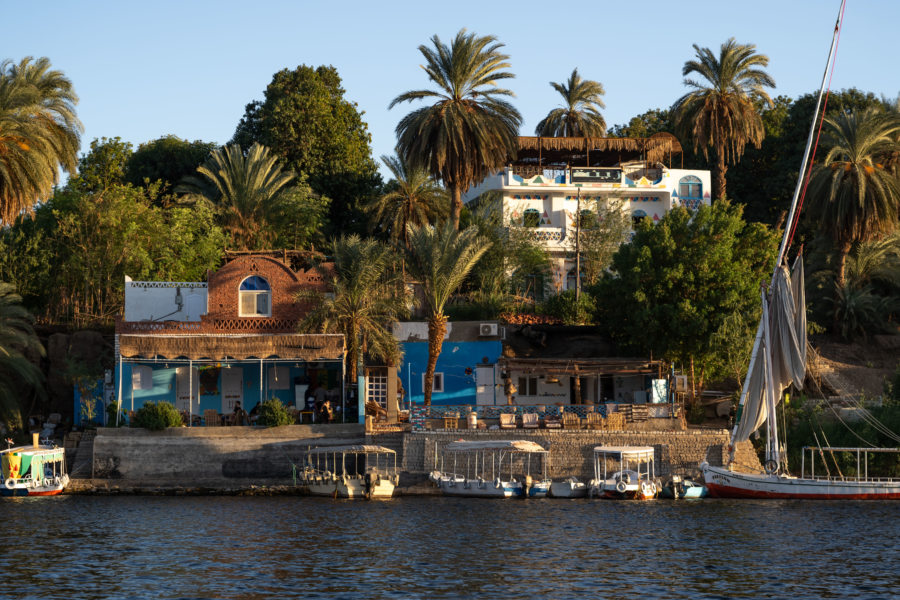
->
119, 333, 344, 361
514, 133, 682, 167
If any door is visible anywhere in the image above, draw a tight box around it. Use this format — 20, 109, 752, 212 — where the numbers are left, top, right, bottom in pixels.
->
475, 365, 496, 405
222, 368, 243, 413
175, 367, 199, 413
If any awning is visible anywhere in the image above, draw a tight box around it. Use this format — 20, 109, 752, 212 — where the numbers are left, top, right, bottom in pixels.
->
119, 333, 344, 361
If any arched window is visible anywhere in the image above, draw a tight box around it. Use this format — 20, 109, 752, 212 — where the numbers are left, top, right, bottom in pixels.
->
239, 276, 271, 317
678, 175, 702, 200
632, 209, 647, 229
522, 208, 540, 228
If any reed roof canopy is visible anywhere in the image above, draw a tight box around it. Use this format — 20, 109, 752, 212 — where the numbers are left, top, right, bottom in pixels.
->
513, 133, 682, 168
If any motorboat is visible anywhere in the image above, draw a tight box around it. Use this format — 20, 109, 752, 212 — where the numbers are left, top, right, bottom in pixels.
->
590, 446, 658, 500
301, 445, 399, 499
430, 440, 550, 498
659, 474, 708, 499
549, 477, 588, 498
1, 435, 69, 497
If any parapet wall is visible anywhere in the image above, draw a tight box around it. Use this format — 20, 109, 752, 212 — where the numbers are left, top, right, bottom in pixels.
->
393, 429, 761, 479
91, 425, 365, 488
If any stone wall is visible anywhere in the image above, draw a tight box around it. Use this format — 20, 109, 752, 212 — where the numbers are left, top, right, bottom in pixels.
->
91, 424, 364, 487
395, 429, 761, 480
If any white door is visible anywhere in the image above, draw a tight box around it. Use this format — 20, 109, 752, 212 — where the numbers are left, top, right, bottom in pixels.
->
222, 368, 243, 413
175, 367, 199, 413
475, 365, 496, 405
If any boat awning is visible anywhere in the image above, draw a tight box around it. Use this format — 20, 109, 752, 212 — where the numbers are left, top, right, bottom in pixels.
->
118, 333, 344, 361
306, 445, 396, 455
445, 440, 547, 453
593, 446, 655, 460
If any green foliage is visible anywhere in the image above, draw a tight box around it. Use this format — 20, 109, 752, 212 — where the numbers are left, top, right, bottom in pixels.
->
125, 135, 216, 194
573, 198, 631, 287
535, 68, 606, 137
0, 283, 45, 427
885, 363, 900, 404
256, 398, 295, 427
231, 65, 380, 236
68, 137, 133, 193
539, 289, 595, 325
105, 401, 125, 427
609, 108, 672, 138
595, 201, 779, 385
132, 401, 183, 431
368, 154, 448, 246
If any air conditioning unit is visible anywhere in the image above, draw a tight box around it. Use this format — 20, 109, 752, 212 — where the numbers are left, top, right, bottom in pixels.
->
675, 375, 688, 392
479, 322, 498, 337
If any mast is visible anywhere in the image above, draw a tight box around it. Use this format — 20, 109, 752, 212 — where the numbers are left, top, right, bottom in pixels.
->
728, 0, 847, 466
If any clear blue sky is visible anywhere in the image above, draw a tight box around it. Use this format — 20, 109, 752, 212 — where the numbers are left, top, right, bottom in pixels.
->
7, 0, 898, 178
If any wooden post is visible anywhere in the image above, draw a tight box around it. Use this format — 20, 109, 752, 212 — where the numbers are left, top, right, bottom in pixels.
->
386, 364, 399, 423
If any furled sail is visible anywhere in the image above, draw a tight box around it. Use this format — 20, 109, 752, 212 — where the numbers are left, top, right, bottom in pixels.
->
732, 256, 807, 443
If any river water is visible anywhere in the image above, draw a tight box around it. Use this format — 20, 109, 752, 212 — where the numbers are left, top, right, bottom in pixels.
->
2, 495, 897, 599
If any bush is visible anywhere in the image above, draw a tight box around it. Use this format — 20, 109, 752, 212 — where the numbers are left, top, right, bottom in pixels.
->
257, 398, 295, 427
105, 401, 126, 427
539, 290, 595, 325
132, 401, 183, 431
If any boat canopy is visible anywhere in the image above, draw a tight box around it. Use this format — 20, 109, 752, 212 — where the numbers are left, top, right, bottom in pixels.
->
593, 446, 655, 461
444, 440, 547, 453
306, 445, 396, 454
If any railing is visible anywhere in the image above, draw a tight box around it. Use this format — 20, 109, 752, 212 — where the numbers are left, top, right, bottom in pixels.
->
410, 403, 675, 430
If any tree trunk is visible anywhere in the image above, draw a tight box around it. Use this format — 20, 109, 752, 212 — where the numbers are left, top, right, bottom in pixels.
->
834, 239, 852, 332
449, 185, 462, 230
424, 313, 448, 407
714, 147, 728, 202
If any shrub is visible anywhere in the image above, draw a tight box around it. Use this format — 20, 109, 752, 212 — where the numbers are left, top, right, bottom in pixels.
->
539, 290, 595, 325
257, 398, 295, 427
132, 401, 183, 431
105, 401, 126, 427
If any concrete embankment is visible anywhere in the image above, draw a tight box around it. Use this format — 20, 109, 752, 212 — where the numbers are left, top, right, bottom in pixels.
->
67, 425, 760, 495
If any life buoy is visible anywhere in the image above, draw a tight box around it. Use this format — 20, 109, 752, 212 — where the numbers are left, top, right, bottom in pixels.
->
764, 460, 778, 474
4, 478, 15, 490
641, 481, 652, 497
43, 478, 52, 488
494, 477, 502, 489
54, 476, 61, 486
615, 480, 628, 494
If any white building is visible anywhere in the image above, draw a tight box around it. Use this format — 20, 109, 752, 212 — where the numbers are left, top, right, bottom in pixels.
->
464, 135, 712, 296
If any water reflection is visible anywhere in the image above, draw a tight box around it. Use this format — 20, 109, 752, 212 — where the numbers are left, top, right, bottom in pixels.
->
1, 496, 896, 599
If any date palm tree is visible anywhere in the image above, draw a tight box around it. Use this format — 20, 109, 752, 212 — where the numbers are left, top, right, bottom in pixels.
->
806, 108, 900, 291
390, 29, 522, 229
0, 283, 45, 427
177, 143, 295, 250
672, 38, 775, 201
400, 222, 490, 406
535, 68, 606, 137
368, 154, 448, 249
0, 57, 82, 224
298, 236, 410, 384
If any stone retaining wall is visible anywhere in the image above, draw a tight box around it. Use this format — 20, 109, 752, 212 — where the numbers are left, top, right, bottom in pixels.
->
393, 429, 762, 479
91, 425, 364, 487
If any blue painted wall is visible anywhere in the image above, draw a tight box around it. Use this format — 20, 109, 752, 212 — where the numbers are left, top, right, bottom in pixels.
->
400, 341, 501, 406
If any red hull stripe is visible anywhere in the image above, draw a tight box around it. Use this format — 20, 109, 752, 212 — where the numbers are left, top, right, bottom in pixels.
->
706, 482, 900, 500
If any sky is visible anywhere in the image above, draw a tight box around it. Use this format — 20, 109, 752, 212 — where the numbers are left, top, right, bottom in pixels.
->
6, 0, 898, 179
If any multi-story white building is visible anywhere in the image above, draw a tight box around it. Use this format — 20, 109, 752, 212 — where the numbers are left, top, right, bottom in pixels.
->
464, 135, 712, 296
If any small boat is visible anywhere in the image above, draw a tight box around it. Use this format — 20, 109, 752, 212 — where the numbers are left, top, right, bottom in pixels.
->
430, 440, 550, 498
590, 446, 657, 500
660, 474, 708, 499
301, 445, 399, 499
550, 477, 588, 498
2, 436, 69, 497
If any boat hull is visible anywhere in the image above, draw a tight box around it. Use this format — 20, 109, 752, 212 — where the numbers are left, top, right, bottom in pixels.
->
702, 464, 900, 499
1, 474, 68, 498
436, 476, 519, 498
550, 480, 588, 498
304, 476, 396, 499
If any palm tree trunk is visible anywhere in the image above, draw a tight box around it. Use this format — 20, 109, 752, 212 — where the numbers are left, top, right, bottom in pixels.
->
834, 239, 852, 332
423, 313, 448, 407
449, 185, 462, 230
714, 147, 727, 202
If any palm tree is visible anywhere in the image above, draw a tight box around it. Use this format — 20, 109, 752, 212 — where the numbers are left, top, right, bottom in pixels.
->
390, 29, 522, 229
368, 154, 448, 248
535, 68, 607, 137
0, 57, 82, 224
177, 143, 295, 250
400, 222, 490, 406
806, 108, 900, 290
0, 283, 45, 427
298, 236, 409, 384
672, 38, 775, 201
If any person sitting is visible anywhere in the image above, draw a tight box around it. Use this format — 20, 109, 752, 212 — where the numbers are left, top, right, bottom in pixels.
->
319, 398, 334, 423
232, 401, 248, 426
248, 402, 261, 425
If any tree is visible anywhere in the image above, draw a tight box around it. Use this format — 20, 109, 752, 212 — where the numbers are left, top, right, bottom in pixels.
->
178, 143, 297, 250
0, 56, 82, 223
0, 283, 45, 427
672, 38, 775, 202
400, 222, 490, 405
298, 236, 409, 383
595, 201, 779, 388
390, 29, 522, 229
574, 198, 631, 287
535, 68, 606, 137
610, 108, 673, 138
806, 108, 900, 292
368, 154, 448, 248
67, 137, 133, 193
231, 65, 381, 236
125, 135, 216, 194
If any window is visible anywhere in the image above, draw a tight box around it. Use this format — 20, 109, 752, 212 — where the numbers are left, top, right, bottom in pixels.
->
239, 276, 271, 317
367, 371, 388, 409
423, 372, 444, 394
632, 209, 647, 229
517, 376, 538, 396
678, 176, 702, 199
522, 208, 541, 228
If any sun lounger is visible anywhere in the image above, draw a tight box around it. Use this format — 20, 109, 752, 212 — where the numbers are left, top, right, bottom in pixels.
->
521, 413, 540, 429
499, 413, 517, 429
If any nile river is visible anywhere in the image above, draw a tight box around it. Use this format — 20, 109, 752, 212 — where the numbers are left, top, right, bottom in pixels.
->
3, 495, 897, 599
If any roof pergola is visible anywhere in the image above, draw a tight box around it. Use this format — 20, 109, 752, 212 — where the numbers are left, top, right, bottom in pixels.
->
501, 357, 662, 377
513, 133, 682, 168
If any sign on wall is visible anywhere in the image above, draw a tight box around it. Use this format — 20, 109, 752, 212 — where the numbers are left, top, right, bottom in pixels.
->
571, 167, 621, 183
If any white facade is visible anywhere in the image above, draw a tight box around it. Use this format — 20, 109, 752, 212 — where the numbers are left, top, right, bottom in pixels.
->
123, 277, 208, 322
464, 163, 712, 294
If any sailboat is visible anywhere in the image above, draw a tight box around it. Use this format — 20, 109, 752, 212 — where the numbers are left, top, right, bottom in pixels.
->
701, 0, 900, 499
